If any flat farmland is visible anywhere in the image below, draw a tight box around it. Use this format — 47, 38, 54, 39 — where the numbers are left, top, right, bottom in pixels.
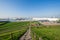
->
41, 22, 60, 25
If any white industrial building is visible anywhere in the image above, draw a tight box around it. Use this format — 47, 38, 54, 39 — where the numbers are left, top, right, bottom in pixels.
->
32, 18, 59, 21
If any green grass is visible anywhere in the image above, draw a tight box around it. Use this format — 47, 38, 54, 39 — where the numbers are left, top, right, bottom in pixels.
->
31, 25, 60, 40
0, 21, 30, 40
0, 21, 9, 26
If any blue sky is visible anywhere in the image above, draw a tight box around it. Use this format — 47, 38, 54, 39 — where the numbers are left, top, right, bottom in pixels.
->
0, 0, 60, 18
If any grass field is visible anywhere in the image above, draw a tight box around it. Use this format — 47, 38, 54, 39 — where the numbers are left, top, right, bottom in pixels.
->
0, 21, 9, 26
0, 21, 60, 40
0, 21, 30, 40
31, 25, 60, 40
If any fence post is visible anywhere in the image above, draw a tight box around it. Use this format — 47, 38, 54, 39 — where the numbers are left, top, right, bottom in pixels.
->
39, 37, 42, 40
10, 33, 13, 40
34, 33, 36, 40
0, 36, 2, 40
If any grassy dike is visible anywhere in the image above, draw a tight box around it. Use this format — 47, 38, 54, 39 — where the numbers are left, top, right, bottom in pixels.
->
0, 21, 30, 40
31, 25, 60, 40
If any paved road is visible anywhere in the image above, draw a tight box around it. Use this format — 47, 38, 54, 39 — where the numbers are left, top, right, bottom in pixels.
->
19, 28, 32, 40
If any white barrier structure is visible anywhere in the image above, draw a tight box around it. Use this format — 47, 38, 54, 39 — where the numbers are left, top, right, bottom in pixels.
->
32, 18, 59, 21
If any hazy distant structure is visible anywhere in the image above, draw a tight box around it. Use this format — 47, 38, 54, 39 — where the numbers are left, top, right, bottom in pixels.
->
0, 17, 59, 22
32, 18, 59, 21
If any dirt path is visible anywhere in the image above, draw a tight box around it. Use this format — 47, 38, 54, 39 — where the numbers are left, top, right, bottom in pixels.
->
19, 27, 32, 40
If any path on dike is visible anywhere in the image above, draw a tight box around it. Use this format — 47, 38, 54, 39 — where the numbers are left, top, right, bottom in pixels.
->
19, 27, 32, 40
